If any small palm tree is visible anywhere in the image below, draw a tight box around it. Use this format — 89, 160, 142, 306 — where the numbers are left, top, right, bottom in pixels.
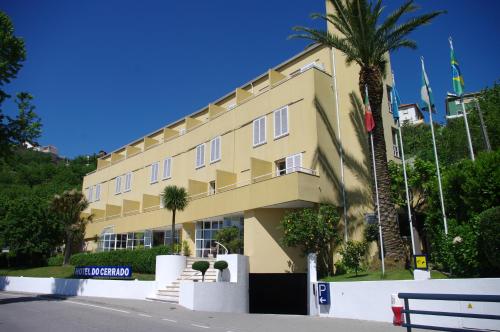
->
291, 0, 444, 263
162, 185, 189, 247
50, 190, 92, 265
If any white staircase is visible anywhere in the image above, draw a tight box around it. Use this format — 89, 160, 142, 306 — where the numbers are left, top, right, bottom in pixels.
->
154, 257, 217, 303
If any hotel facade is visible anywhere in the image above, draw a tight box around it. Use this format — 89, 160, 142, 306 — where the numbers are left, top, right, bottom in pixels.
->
82, 40, 399, 273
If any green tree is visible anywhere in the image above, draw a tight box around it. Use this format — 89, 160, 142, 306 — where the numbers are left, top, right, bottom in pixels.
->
214, 226, 242, 254
340, 240, 368, 276
478, 82, 500, 150
291, 0, 444, 264
0, 12, 42, 158
162, 185, 189, 246
281, 204, 340, 276
50, 190, 92, 265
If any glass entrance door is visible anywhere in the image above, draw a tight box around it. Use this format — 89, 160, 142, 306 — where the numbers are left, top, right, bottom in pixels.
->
195, 220, 222, 257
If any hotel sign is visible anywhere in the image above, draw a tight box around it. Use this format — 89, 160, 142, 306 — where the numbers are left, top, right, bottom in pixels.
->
74, 266, 132, 279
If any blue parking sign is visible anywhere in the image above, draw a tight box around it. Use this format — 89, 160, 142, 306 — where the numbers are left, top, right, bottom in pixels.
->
317, 282, 330, 305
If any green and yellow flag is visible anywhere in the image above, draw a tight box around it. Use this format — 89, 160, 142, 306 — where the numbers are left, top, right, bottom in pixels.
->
449, 37, 464, 96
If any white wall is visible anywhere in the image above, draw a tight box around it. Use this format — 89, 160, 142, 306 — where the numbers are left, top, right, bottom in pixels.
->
155, 255, 186, 288
312, 278, 500, 330
179, 254, 249, 313
0, 276, 155, 300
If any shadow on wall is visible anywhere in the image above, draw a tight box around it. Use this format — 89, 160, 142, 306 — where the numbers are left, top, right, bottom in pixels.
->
0, 277, 10, 291
52, 277, 88, 296
313, 92, 372, 237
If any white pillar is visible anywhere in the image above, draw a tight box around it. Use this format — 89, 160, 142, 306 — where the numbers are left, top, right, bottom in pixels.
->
307, 253, 318, 316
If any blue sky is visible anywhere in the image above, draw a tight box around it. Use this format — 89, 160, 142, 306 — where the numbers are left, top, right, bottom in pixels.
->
2, 0, 499, 158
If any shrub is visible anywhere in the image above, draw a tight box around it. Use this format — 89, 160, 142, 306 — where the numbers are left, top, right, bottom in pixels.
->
333, 260, 347, 275
340, 241, 367, 276
70, 245, 171, 274
47, 254, 64, 266
477, 206, 500, 275
214, 260, 228, 271
214, 226, 242, 254
182, 240, 191, 256
364, 223, 379, 243
192, 260, 210, 282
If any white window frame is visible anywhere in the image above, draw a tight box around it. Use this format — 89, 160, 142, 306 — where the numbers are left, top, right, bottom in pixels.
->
162, 157, 172, 180
210, 136, 221, 163
114, 176, 122, 195
195, 144, 205, 169
253, 116, 266, 147
95, 183, 101, 201
285, 153, 302, 174
87, 186, 93, 202
274, 105, 289, 139
124, 172, 132, 192
150, 162, 159, 184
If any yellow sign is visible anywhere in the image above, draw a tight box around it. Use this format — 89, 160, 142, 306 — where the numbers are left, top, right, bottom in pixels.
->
414, 255, 428, 270
468, 303, 473, 309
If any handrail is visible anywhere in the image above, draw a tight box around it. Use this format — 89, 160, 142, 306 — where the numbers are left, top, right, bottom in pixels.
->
398, 292, 500, 332
214, 241, 229, 255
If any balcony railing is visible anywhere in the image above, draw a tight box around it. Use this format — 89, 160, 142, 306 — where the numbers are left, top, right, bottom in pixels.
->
188, 167, 318, 201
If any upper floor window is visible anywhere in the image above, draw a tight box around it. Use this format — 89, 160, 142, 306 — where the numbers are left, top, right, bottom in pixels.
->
124, 172, 132, 192
253, 116, 266, 147
87, 186, 94, 202
115, 176, 122, 195
285, 153, 302, 174
274, 106, 289, 139
150, 162, 159, 184
195, 144, 205, 169
210, 136, 221, 163
95, 183, 101, 201
163, 157, 172, 180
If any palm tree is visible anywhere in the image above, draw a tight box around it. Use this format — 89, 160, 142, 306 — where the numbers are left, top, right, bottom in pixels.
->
50, 190, 92, 265
292, 0, 444, 263
162, 185, 189, 248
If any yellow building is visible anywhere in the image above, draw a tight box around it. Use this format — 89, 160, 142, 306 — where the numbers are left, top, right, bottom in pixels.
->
82, 42, 399, 274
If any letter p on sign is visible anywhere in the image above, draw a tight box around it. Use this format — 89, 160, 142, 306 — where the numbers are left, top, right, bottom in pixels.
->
317, 282, 330, 305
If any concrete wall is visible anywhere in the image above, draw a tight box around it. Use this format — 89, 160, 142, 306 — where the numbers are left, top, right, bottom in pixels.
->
312, 278, 500, 330
179, 254, 249, 313
155, 255, 186, 288
0, 276, 155, 300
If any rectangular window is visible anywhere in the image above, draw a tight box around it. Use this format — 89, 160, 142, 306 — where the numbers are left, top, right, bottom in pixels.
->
144, 230, 152, 249
253, 116, 266, 147
210, 137, 221, 163
195, 144, 205, 169
95, 184, 101, 201
274, 106, 289, 139
150, 162, 159, 183
87, 186, 93, 202
208, 180, 216, 195
162, 157, 172, 180
285, 153, 302, 174
124, 172, 132, 192
115, 176, 122, 195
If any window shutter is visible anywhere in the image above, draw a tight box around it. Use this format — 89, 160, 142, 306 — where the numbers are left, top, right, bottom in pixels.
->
285, 156, 294, 174
163, 158, 171, 179
216, 137, 220, 160
115, 176, 121, 194
253, 120, 259, 146
260, 117, 265, 143
88, 187, 93, 202
294, 153, 302, 172
211, 139, 216, 162
281, 107, 288, 134
95, 184, 101, 201
274, 110, 281, 138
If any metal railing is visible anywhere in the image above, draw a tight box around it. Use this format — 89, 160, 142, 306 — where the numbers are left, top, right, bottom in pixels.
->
398, 292, 500, 332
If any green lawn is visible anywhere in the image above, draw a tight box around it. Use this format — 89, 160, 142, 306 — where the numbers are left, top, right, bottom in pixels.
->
321, 269, 448, 282
0, 265, 155, 281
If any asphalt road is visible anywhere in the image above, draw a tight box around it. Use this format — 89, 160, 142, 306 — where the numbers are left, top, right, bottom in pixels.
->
0, 291, 405, 332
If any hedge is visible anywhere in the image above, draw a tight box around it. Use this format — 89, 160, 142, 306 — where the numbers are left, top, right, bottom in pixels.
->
70, 245, 172, 274
47, 255, 64, 266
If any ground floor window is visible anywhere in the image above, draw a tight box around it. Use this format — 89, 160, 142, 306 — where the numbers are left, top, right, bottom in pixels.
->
195, 216, 243, 257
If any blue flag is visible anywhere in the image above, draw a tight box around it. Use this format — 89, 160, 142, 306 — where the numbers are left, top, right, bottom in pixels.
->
391, 84, 401, 121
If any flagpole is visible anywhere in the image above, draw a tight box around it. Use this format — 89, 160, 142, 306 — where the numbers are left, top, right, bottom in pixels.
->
331, 47, 349, 243
393, 73, 417, 256
421, 57, 448, 235
366, 85, 385, 275
449, 37, 475, 161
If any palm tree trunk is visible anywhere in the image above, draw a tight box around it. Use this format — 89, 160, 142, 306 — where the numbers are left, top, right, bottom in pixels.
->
359, 66, 406, 265
171, 209, 176, 248
63, 232, 72, 266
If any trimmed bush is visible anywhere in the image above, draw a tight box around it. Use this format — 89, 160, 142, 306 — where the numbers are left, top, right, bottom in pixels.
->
48, 255, 64, 266
214, 260, 228, 271
478, 206, 500, 274
192, 260, 210, 282
70, 245, 171, 274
